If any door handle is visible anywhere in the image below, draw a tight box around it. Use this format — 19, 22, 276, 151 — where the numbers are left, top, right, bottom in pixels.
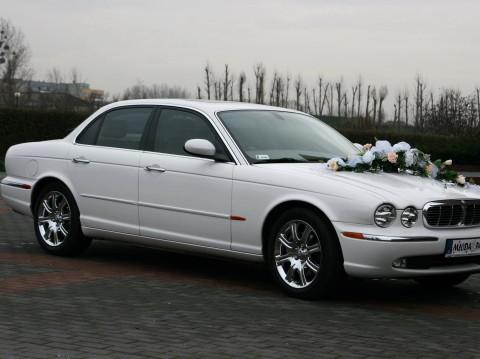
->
144, 165, 166, 173
72, 157, 90, 164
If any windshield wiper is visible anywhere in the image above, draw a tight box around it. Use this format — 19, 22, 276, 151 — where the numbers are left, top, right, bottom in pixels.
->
253, 157, 309, 164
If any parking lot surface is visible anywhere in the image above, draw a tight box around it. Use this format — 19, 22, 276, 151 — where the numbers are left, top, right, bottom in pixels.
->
0, 197, 479, 358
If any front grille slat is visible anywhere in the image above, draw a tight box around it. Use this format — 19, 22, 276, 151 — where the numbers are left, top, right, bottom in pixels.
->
423, 200, 480, 228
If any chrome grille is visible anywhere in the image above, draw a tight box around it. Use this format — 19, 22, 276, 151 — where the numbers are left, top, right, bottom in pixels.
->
423, 200, 480, 228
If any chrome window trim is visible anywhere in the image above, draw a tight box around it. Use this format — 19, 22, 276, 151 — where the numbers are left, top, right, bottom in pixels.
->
73, 104, 242, 166
422, 199, 480, 229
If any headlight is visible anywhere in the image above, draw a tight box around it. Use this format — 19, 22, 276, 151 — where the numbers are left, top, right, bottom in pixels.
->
374, 204, 397, 227
401, 207, 418, 228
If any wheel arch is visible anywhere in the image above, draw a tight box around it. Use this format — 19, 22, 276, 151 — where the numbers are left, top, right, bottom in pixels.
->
30, 175, 78, 214
261, 200, 343, 262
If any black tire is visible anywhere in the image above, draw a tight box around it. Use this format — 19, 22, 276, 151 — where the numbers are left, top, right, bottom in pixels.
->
415, 273, 470, 288
33, 181, 91, 256
266, 207, 344, 299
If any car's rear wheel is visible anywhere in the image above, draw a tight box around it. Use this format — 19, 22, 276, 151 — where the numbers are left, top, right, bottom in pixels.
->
266, 207, 344, 299
33, 182, 91, 256
415, 273, 470, 288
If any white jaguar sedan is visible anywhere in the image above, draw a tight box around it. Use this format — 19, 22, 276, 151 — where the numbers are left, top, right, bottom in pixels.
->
2, 99, 480, 298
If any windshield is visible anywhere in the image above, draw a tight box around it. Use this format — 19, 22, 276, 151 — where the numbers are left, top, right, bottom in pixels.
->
217, 110, 358, 164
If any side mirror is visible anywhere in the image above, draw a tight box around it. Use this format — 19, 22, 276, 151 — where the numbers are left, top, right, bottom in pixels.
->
184, 139, 216, 158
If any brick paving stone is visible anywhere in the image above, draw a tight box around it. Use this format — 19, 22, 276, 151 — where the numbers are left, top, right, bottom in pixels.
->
0, 197, 479, 358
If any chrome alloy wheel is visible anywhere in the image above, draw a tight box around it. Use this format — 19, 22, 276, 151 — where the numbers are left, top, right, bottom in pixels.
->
274, 220, 322, 289
37, 191, 71, 247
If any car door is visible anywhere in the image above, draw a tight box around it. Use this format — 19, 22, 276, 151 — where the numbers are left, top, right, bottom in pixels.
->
69, 106, 154, 235
139, 107, 234, 249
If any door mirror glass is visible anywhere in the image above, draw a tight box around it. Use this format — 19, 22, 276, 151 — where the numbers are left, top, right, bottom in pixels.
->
184, 139, 216, 158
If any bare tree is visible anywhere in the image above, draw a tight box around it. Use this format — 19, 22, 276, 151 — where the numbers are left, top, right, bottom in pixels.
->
328, 84, 334, 115
70, 67, 85, 98
356, 77, 362, 118
197, 86, 201, 99
269, 72, 278, 105
274, 75, 283, 107
351, 85, 358, 118
223, 64, 231, 101
213, 80, 218, 100
122, 82, 189, 100
403, 89, 409, 126
320, 83, 329, 116
476, 87, 480, 124
414, 75, 427, 128
304, 87, 311, 113
316, 77, 323, 116
294, 76, 302, 111
204, 64, 212, 100
377, 85, 388, 124
371, 87, 377, 124
395, 92, 402, 124
335, 81, 342, 116
0, 18, 33, 106
253, 63, 266, 104
238, 72, 246, 102
365, 85, 371, 120
284, 75, 290, 108
47, 67, 64, 85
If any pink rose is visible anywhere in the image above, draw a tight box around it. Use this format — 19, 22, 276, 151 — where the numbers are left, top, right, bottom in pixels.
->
387, 152, 398, 164
426, 163, 433, 175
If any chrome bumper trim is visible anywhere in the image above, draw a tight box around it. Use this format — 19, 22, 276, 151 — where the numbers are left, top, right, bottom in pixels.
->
362, 234, 438, 242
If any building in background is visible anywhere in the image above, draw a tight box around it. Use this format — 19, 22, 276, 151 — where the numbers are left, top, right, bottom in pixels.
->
0, 80, 105, 112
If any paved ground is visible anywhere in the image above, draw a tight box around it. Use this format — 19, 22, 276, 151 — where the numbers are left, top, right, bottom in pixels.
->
0, 198, 480, 358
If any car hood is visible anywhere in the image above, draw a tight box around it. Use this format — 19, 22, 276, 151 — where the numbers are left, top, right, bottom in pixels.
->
253, 163, 480, 209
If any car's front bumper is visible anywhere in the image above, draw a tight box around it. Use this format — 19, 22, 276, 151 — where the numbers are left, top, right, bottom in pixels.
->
333, 222, 480, 278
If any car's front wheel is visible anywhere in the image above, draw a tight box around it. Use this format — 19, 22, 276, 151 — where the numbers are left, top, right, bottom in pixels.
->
415, 273, 470, 288
33, 182, 91, 256
266, 207, 344, 299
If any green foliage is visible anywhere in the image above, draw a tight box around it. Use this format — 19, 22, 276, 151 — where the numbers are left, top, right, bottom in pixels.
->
336, 128, 480, 165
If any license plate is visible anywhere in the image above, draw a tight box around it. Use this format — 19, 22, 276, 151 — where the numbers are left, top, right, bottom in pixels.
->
445, 238, 480, 258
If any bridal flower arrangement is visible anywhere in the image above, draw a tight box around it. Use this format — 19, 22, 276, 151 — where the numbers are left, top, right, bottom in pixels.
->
327, 140, 469, 186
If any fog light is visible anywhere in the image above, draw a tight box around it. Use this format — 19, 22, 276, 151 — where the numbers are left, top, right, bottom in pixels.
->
392, 258, 408, 268
374, 204, 397, 227
401, 207, 418, 228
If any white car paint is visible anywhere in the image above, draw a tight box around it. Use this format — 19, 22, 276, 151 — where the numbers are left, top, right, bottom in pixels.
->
2, 99, 480, 278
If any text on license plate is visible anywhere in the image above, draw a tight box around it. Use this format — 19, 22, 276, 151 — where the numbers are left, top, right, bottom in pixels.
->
445, 238, 480, 258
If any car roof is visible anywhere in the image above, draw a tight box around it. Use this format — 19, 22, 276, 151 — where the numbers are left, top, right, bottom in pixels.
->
105, 99, 301, 114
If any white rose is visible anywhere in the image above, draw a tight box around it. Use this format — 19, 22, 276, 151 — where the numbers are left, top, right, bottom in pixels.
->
353, 143, 364, 152
347, 155, 363, 167
443, 159, 453, 166
404, 149, 415, 167
327, 158, 346, 171
362, 150, 375, 164
392, 141, 411, 153
373, 140, 392, 155
456, 175, 466, 185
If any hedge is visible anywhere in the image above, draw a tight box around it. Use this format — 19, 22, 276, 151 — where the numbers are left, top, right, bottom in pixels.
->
338, 129, 480, 166
0, 107, 479, 173
0, 108, 89, 171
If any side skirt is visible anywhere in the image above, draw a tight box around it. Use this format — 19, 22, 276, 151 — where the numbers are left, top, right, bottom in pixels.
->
82, 226, 265, 263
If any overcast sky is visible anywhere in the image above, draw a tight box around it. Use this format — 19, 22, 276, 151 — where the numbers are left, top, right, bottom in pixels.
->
3, 0, 480, 98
